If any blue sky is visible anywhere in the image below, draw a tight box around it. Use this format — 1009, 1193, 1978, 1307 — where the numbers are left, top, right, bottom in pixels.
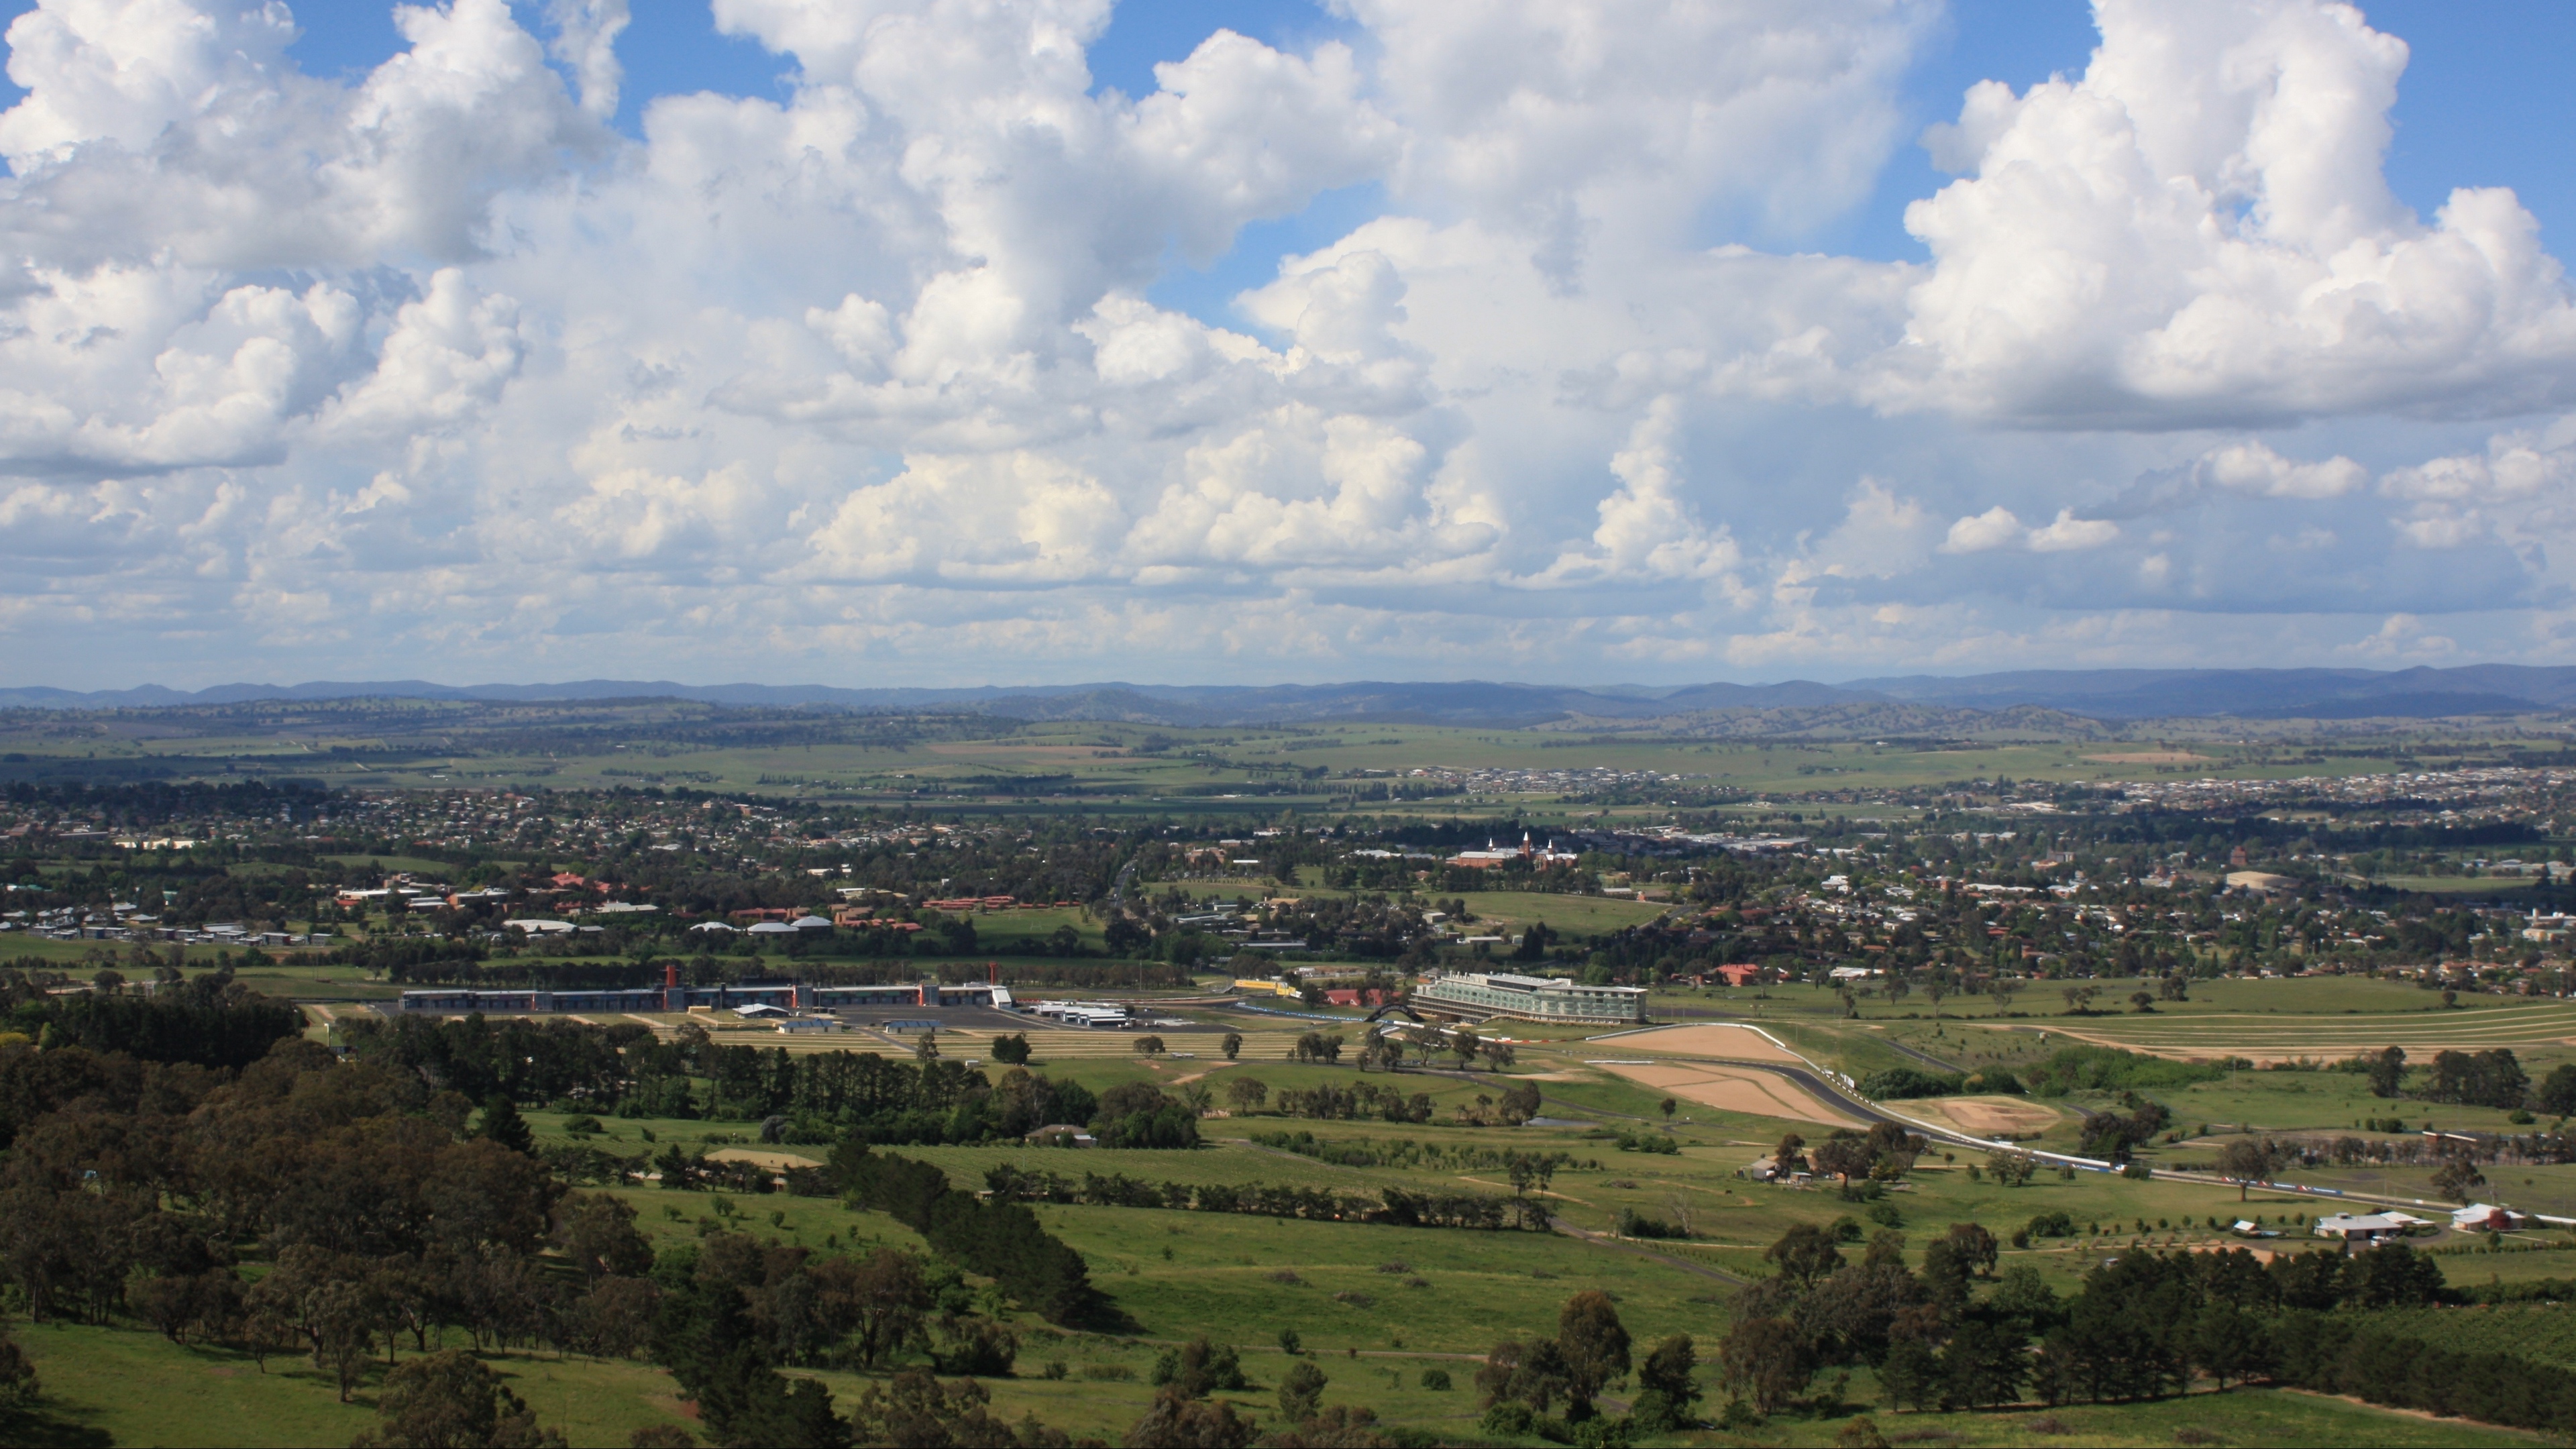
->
1, 0, 2573, 688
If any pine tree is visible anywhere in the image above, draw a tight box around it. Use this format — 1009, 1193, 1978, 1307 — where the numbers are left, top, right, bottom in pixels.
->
477, 1093, 534, 1155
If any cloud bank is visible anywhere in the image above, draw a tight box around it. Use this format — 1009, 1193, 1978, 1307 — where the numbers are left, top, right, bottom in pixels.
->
2, 0, 2574, 685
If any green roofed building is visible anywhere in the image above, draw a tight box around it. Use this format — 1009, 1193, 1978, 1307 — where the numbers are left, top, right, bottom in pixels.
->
1413, 969, 1647, 1025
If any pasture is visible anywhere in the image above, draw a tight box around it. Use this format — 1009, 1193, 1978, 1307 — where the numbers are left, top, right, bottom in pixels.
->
9, 704, 2555, 805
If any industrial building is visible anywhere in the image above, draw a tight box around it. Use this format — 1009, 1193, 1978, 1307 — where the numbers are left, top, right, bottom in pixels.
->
395, 975, 1014, 1015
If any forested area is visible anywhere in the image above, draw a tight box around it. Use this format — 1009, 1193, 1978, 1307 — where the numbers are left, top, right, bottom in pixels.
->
1682, 1216, 2576, 1434
0, 998, 1133, 1446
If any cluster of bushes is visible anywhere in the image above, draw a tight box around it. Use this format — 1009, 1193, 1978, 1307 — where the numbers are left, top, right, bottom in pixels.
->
1860, 1066, 2023, 1099
1858, 1067, 1962, 1099
1613, 1207, 1690, 1240
2024, 1045, 2222, 1097
2074, 1093, 2174, 1163
1477, 1291, 1703, 1438
2020, 1210, 2078, 1240
1273, 1080, 1435, 1124
1613, 1130, 1680, 1155
1087, 1081, 1201, 1150
979, 1164, 1550, 1232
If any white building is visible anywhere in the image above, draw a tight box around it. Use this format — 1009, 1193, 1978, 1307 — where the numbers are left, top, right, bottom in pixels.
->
1413, 970, 1646, 1025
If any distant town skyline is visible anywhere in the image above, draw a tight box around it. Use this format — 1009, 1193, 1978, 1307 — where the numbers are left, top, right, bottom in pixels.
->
3, 0, 2575, 688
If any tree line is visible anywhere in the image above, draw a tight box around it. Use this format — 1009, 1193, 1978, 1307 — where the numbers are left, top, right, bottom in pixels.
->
1705, 1216, 2532, 1428
977, 1164, 1550, 1232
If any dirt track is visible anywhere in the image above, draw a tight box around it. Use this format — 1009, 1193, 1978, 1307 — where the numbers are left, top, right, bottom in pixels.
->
1604, 1024, 1805, 1063
1595, 1061, 1862, 1127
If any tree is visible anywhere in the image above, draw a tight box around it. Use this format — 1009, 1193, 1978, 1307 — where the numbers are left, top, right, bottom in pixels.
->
1770, 1132, 1808, 1175
991, 1034, 1032, 1066
1477, 1336, 1574, 1416
2129, 991, 2156, 1014
828, 1250, 930, 1370
2365, 1046, 2406, 1099
1224, 1077, 1269, 1114
1988, 979, 2018, 1013
1451, 1028, 1481, 1069
2190, 1301, 2273, 1389
1221, 1033, 1242, 1061
2215, 1138, 2278, 1201
1134, 1036, 1167, 1057
1633, 1334, 1699, 1430
2539, 1063, 2576, 1116
1150, 1337, 1246, 1398
913, 1033, 940, 1063
1943, 1222, 1998, 1277
1764, 1224, 1843, 1288
1939, 1321, 2025, 1409
1811, 1133, 1875, 1187
1497, 1081, 1541, 1125
846, 1371, 1022, 1449
0, 1328, 36, 1408
352, 1348, 566, 1448
1876, 1338, 1940, 1412
1556, 1290, 1631, 1418
554, 1194, 653, 1280
1718, 1317, 1809, 1415
1125, 1390, 1255, 1449
476, 1094, 534, 1155
1659, 1097, 1678, 1123
2430, 1157, 2487, 1204
1279, 1360, 1328, 1421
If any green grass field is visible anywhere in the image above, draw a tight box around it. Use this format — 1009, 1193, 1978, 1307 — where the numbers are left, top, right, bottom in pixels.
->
12, 708, 2559, 806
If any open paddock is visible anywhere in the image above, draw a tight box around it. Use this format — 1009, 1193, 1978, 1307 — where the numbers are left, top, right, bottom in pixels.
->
1592, 1060, 1861, 1127
1911, 1094, 2066, 1136
1991, 1000, 2576, 1063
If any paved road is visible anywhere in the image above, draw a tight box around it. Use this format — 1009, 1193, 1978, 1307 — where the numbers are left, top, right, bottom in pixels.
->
1878, 1036, 1966, 1074
1549, 1220, 1746, 1285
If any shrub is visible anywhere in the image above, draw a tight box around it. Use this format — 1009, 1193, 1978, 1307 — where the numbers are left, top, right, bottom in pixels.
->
2025, 1210, 2076, 1238
1149, 1337, 1246, 1397
1856, 1067, 1964, 1099
1421, 1368, 1452, 1391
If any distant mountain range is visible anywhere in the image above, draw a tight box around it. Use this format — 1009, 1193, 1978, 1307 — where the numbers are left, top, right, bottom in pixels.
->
5, 666, 2575, 728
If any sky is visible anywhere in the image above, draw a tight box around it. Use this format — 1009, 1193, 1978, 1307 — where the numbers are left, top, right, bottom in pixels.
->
3, 1, 2576, 690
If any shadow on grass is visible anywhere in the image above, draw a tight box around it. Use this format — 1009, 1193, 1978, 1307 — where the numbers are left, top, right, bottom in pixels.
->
1065, 1293, 1144, 1336
0, 1403, 112, 1448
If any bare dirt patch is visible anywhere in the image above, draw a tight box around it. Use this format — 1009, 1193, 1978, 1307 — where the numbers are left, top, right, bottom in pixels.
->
1605, 1024, 1805, 1063
706, 1148, 819, 1171
1921, 1095, 2061, 1134
1595, 1061, 1860, 1127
